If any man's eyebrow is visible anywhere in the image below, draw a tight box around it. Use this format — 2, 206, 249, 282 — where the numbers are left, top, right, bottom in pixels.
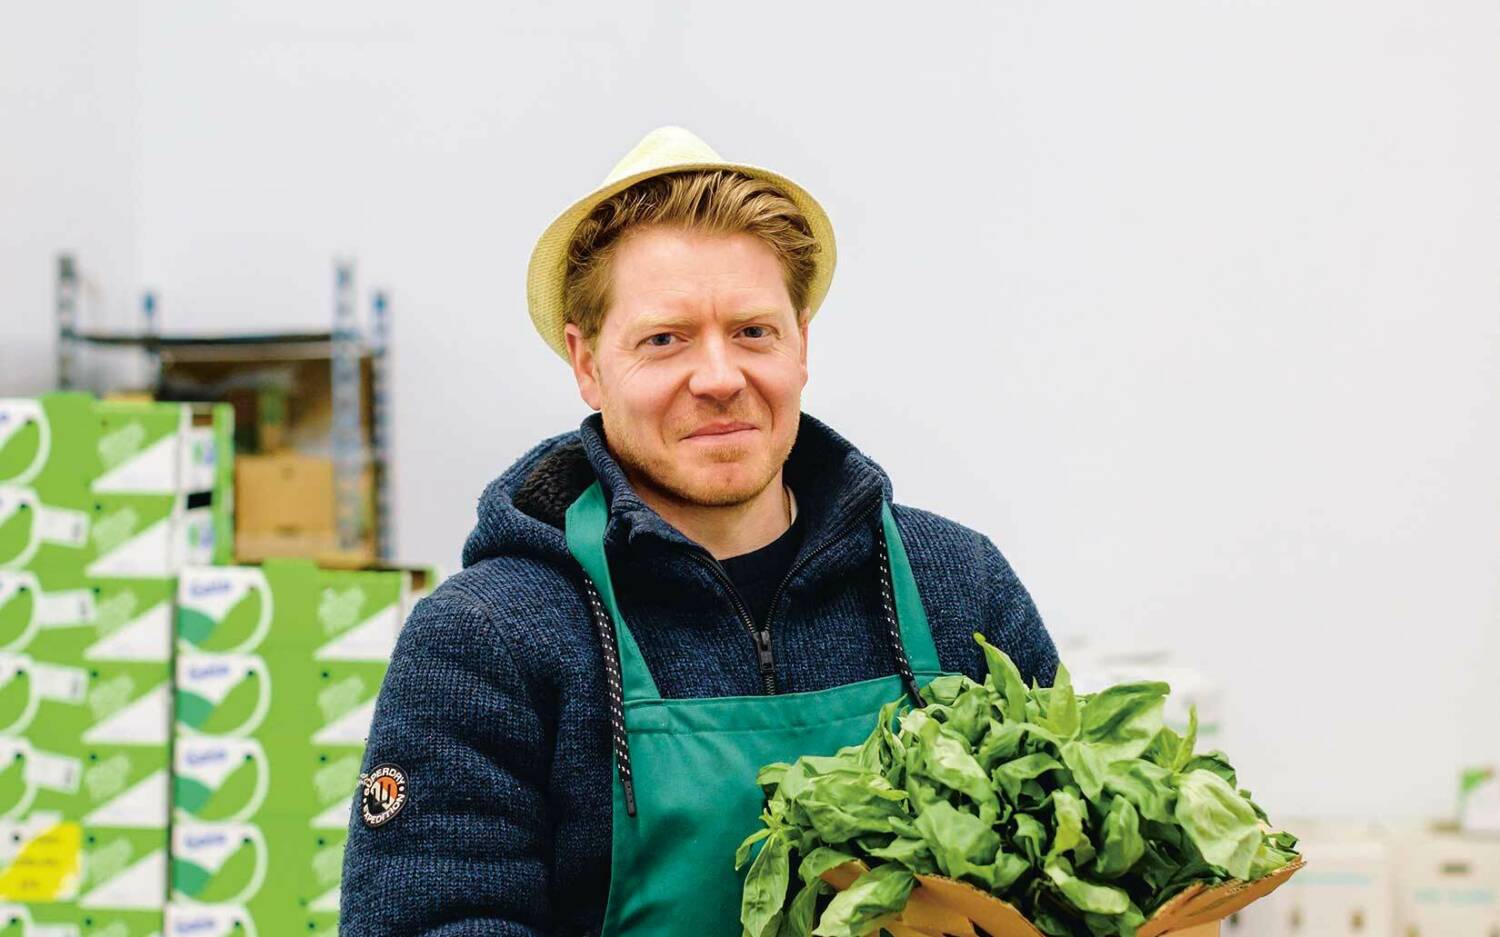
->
634, 314, 695, 332
634, 308, 784, 331
730, 307, 784, 323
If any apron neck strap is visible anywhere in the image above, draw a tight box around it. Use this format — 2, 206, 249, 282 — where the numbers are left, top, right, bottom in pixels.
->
564, 480, 944, 702
566, 480, 663, 701
880, 499, 942, 675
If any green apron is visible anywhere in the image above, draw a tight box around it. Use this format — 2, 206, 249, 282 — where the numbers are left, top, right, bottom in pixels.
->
564, 480, 954, 936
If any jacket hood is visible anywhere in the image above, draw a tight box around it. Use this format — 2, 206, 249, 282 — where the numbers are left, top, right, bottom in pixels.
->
461, 411, 895, 574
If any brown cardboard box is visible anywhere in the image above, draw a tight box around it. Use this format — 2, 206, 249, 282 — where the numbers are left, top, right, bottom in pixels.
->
236, 452, 336, 534
234, 453, 376, 563
821, 855, 1304, 937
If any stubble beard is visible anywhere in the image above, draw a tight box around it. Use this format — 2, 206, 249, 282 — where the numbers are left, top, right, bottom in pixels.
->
601, 408, 798, 511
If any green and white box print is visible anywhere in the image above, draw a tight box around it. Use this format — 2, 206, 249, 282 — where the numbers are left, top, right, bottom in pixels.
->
2, 576, 174, 665
0, 572, 93, 656
1, 902, 165, 936
0, 821, 167, 907
87, 494, 213, 579
169, 823, 266, 906
0, 488, 90, 579
174, 656, 271, 740
175, 568, 271, 657
0, 656, 170, 746
165, 903, 257, 937
172, 738, 269, 824
312, 568, 403, 661
0, 394, 100, 503
92, 402, 190, 497
0, 738, 168, 828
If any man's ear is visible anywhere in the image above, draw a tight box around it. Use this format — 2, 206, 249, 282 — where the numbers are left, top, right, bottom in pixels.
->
564, 324, 603, 411
798, 311, 810, 372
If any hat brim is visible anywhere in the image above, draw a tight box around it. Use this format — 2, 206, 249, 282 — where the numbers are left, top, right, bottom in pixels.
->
526, 160, 837, 364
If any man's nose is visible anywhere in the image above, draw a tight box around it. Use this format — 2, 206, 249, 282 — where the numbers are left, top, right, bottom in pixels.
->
686, 333, 747, 399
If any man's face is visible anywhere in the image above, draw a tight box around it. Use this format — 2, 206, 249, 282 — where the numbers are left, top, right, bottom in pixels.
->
565, 225, 810, 509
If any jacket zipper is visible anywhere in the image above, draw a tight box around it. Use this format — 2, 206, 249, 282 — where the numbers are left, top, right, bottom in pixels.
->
688, 494, 882, 696
688, 551, 776, 693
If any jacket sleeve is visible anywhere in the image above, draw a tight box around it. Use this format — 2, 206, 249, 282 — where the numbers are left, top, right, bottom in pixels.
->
340, 590, 554, 935
976, 535, 1060, 689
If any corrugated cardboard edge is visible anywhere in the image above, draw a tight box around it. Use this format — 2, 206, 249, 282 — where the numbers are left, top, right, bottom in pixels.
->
822, 855, 1304, 937
1134, 855, 1304, 937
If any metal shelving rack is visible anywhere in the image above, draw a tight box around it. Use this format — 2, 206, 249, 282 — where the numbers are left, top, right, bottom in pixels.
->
368, 288, 393, 561
331, 259, 366, 560
53, 253, 396, 562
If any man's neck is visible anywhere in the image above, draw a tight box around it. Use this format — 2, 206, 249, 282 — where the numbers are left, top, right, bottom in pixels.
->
626, 468, 795, 561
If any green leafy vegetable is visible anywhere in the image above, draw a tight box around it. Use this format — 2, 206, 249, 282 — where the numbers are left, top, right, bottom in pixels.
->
1095, 796, 1144, 879
811, 863, 915, 937
741, 827, 791, 937
1173, 769, 1262, 880
1044, 855, 1131, 915
1080, 682, 1169, 762
737, 634, 1299, 937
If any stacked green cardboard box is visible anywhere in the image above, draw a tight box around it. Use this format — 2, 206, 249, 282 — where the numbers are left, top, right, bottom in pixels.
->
168, 560, 429, 936
0, 393, 234, 936
1, 393, 431, 935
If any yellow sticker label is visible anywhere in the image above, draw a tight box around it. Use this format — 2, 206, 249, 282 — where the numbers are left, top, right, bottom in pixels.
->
0, 820, 83, 900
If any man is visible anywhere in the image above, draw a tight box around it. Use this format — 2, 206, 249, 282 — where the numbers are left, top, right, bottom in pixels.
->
340, 125, 1058, 936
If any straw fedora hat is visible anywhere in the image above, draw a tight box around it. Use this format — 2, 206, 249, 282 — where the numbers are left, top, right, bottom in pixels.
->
526, 125, 838, 364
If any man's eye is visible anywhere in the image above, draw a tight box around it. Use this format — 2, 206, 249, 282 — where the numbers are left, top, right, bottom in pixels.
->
644, 333, 674, 347
742, 326, 771, 339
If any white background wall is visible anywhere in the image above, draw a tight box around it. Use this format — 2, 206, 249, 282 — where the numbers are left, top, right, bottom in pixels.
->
2, 2, 142, 390
4, 1, 1497, 824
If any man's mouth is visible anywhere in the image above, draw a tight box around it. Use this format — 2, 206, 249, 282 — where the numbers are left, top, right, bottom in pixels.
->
687, 421, 757, 439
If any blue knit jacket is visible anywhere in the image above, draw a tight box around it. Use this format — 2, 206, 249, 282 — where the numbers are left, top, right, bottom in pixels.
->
339, 411, 1059, 936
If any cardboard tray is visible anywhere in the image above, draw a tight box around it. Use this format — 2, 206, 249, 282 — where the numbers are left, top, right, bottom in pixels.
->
821, 854, 1304, 937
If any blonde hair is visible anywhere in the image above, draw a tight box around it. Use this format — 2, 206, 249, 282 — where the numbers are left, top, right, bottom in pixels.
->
563, 169, 820, 353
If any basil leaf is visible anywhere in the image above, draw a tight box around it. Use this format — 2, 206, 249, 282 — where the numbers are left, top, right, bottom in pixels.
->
1182, 749, 1238, 787
864, 835, 935, 873
1094, 795, 1144, 879
798, 774, 909, 844
995, 752, 1063, 803
1080, 682, 1169, 761
1060, 739, 1108, 803
798, 846, 858, 885
922, 673, 967, 706
1044, 855, 1130, 915
1174, 769, 1263, 880
913, 799, 1000, 885
912, 712, 998, 812
810, 863, 915, 937
1041, 660, 1079, 738
758, 762, 791, 791
1048, 787, 1088, 859
1249, 829, 1301, 879
778, 879, 828, 937
741, 828, 791, 937
977, 719, 1026, 771
1012, 811, 1048, 865
1102, 759, 1177, 824
736, 826, 773, 870
1083, 902, 1147, 937
1141, 725, 1181, 769
975, 631, 1028, 721
947, 680, 991, 746
1172, 704, 1199, 773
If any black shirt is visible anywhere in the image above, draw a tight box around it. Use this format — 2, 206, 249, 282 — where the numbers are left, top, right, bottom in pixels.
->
720, 492, 805, 632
